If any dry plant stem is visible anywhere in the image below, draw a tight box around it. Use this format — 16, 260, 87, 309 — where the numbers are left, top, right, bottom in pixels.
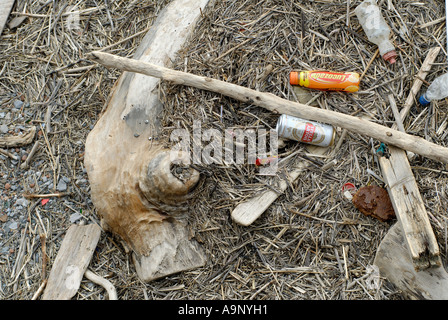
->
20, 141, 40, 169
0, 148, 19, 160
84, 269, 118, 300
24, 192, 69, 198
40, 233, 47, 280
88, 51, 448, 164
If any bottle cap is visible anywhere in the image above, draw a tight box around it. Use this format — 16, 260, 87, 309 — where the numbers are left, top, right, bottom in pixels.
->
289, 71, 300, 85
382, 50, 397, 64
418, 94, 430, 105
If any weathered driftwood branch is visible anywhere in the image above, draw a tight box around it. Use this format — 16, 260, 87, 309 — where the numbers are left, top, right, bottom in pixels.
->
42, 224, 102, 300
377, 48, 441, 271
84, 0, 209, 282
0, 126, 36, 148
84, 269, 118, 300
88, 50, 448, 164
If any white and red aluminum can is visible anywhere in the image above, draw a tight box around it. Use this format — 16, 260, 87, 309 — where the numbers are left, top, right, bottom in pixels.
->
276, 114, 335, 147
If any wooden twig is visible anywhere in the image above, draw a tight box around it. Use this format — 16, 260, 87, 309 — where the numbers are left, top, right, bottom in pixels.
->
31, 280, 47, 300
87, 50, 448, 164
40, 233, 47, 280
360, 48, 379, 81
0, 148, 19, 160
84, 270, 118, 300
20, 141, 40, 169
23, 192, 69, 199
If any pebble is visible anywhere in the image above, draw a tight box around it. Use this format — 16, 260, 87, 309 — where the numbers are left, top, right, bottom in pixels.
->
56, 178, 67, 192
8, 221, 18, 230
0, 124, 8, 134
4, 183, 11, 190
15, 198, 29, 207
13, 100, 23, 109
69, 212, 83, 223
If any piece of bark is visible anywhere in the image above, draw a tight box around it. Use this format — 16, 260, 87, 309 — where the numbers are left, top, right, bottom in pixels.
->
0, 126, 36, 148
87, 50, 448, 165
352, 185, 395, 222
41, 224, 102, 300
84, 0, 209, 282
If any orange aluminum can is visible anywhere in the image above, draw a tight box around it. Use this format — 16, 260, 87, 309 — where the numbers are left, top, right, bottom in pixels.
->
290, 70, 360, 93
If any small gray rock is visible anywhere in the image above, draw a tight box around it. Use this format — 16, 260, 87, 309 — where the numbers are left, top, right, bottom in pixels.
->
8, 221, 18, 230
0, 124, 8, 134
56, 179, 67, 192
69, 212, 83, 223
13, 100, 24, 109
15, 198, 29, 207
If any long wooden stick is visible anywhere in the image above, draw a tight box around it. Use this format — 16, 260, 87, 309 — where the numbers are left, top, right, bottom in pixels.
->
87, 50, 448, 164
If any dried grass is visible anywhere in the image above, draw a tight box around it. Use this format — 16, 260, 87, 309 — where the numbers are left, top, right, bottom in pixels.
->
1, 0, 448, 300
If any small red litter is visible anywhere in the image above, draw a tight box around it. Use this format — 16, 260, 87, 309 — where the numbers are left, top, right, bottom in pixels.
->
41, 199, 49, 206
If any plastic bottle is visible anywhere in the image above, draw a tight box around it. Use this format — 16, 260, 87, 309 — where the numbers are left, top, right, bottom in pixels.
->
419, 73, 448, 105
355, 0, 397, 64
289, 70, 360, 92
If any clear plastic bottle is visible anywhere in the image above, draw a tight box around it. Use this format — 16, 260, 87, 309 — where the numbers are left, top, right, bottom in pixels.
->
355, 0, 397, 64
419, 73, 448, 105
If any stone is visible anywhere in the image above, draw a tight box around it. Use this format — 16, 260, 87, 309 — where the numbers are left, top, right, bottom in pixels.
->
13, 100, 24, 109
0, 124, 8, 134
15, 198, 29, 207
56, 179, 67, 192
69, 212, 83, 223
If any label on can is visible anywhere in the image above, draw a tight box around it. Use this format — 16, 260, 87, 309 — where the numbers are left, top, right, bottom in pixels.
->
301, 122, 316, 143
276, 114, 335, 147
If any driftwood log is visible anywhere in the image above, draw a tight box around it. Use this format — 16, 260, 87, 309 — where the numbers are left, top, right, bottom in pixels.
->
373, 47, 448, 299
84, 0, 210, 282
42, 224, 102, 300
87, 50, 448, 165
378, 48, 441, 271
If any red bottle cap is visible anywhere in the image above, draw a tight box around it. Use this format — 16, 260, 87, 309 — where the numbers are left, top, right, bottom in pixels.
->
382, 50, 397, 64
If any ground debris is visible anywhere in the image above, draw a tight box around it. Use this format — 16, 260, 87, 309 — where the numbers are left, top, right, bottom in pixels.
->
1, 0, 447, 301
352, 185, 395, 222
